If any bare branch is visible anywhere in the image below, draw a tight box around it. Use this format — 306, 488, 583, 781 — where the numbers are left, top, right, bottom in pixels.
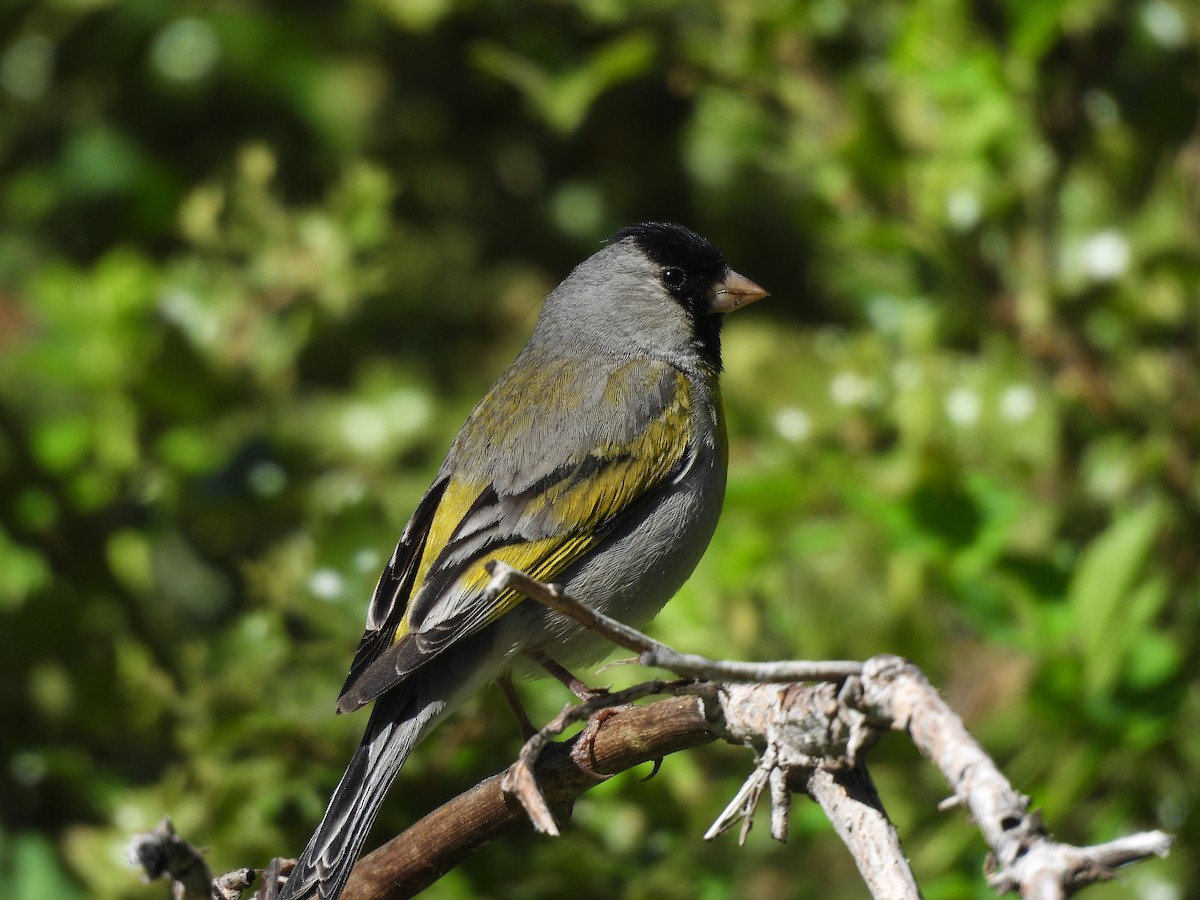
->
341, 695, 715, 900
168, 568, 1171, 900
850, 655, 1173, 897
987, 830, 1173, 898
803, 767, 923, 900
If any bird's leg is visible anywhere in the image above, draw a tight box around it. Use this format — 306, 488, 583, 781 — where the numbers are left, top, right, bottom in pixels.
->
497, 672, 538, 741
524, 649, 607, 701
520, 650, 623, 780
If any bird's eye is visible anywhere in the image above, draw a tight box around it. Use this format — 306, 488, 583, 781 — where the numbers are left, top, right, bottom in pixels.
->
661, 267, 687, 289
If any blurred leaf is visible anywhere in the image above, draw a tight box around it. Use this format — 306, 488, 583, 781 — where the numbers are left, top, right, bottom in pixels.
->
0, 831, 83, 900
1067, 502, 1165, 696
471, 32, 657, 133
0, 526, 50, 609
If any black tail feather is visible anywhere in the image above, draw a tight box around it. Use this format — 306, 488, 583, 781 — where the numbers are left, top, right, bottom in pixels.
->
278, 687, 446, 900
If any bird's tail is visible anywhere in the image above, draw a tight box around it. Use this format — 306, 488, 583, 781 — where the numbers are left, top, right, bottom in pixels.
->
277, 684, 448, 900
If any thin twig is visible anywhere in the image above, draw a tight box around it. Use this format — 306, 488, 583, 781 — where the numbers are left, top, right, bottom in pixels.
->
484, 562, 862, 683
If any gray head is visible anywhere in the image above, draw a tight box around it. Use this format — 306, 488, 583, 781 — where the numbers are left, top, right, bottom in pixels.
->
534, 222, 767, 371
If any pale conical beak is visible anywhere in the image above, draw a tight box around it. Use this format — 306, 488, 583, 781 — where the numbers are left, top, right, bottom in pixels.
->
709, 268, 769, 313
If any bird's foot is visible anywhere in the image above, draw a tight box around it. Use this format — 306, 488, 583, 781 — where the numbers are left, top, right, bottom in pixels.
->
570, 705, 630, 778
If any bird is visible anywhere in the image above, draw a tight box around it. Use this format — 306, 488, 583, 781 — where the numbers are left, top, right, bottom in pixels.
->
277, 222, 767, 900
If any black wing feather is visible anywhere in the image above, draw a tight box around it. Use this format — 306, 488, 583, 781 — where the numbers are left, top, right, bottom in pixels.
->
336, 475, 449, 711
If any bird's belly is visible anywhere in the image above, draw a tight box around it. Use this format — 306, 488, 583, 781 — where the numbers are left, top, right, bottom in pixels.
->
512, 443, 727, 672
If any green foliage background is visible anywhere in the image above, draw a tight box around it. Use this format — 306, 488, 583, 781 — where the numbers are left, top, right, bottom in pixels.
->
1, 0, 1197, 897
